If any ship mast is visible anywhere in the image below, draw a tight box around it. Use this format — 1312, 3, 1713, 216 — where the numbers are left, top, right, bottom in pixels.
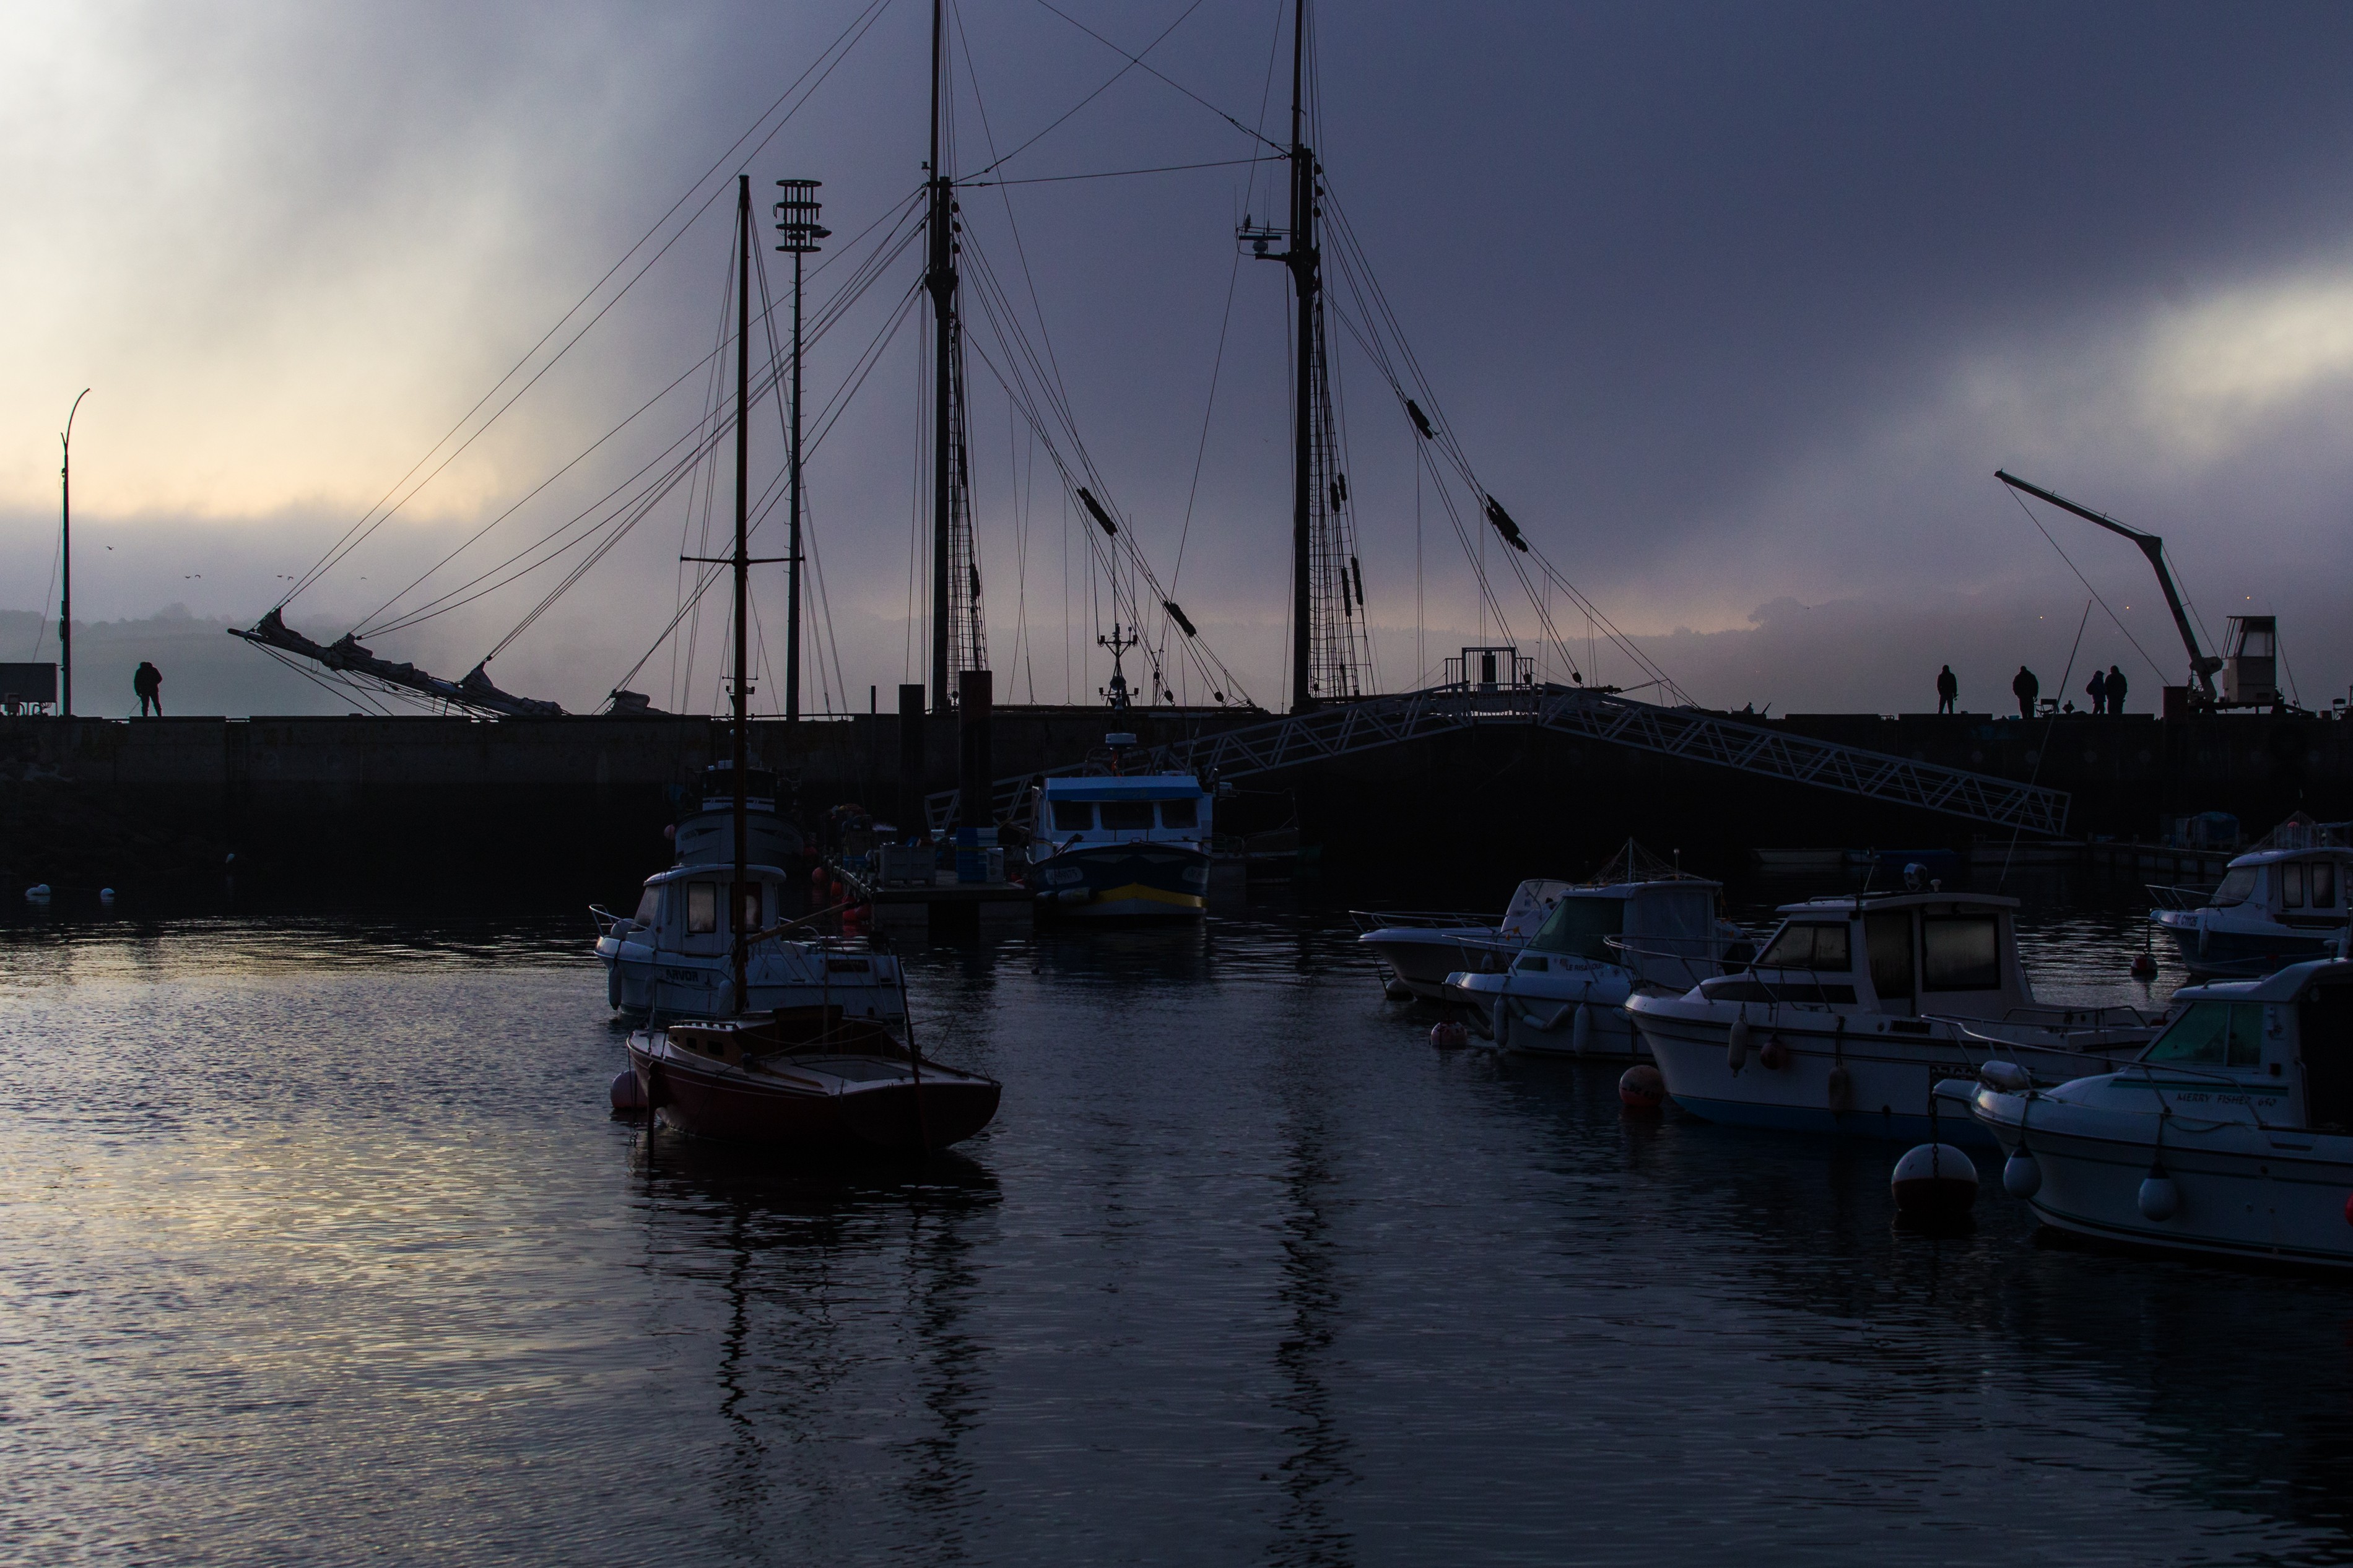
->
1286, 0, 1316, 713
731, 173, 752, 1014
923, 0, 986, 712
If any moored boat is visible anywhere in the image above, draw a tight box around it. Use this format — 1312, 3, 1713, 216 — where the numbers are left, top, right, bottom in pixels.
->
630, 1005, 999, 1154
2149, 817, 2353, 979
1627, 890, 2159, 1142
1355, 879, 1570, 1001
1965, 957, 2353, 1268
1027, 737, 1213, 920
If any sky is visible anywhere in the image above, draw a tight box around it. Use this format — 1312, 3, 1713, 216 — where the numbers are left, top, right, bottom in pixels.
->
9, 0, 2353, 719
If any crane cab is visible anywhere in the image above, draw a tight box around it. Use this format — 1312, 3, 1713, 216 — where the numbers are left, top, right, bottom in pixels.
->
2223, 615, 2279, 707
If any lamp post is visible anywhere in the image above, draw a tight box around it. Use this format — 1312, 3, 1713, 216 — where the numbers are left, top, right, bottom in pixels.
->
60, 389, 89, 717
773, 180, 827, 724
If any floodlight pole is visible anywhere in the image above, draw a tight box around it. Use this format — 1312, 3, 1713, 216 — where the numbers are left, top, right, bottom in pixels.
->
775, 180, 829, 725
60, 388, 89, 717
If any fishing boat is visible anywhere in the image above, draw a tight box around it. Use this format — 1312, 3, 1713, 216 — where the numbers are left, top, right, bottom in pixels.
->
592, 762, 906, 1023
628, 1005, 999, 1154
2149, 817, 2353, 978
1026, 733, 1213, 920
1626, 890, 2159, 1142
1964, 956, 2353, 1268
1355, 879, 1572, 1002
1444, 847, 1744, 1056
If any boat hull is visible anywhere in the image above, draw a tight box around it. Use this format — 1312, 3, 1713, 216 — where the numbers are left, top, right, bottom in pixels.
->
1446, 969, 1645, 1057
2153, 911, 2339, 979
629, 1039, 999, 1154
597, 940, 906, 1023
1362, 930, 1502, 1000
1033, 843, 1210, 919
1973, 1085, 2353, 1269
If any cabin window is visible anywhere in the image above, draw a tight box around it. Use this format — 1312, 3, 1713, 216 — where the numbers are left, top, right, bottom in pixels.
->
1528, 896, 1625, 962
2282, 863, 2306, 909
1051, 801, 1094, 832
1159, 799, 1199, 829
1756, 921, 1851, 973
685, 882, 719, 935
2211, 867, 2257, 907
1865, 911, 1915, 1000
1921, 916, 2000, 991
2144, 1000, 2264, 1068
2314, 862, 2339, 910
633, 886, 660, 925
739, 884, 763, 934
1100, 801, 1155, 831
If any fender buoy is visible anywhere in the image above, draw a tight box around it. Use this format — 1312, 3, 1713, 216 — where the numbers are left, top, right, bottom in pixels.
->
1494, 1002, 1513, 1052
2003, 1148, 2042, 1198
1430, 1021, 1469, 1050
1727, 1014, 1751, 1073
1891, 1143, 1979, 1219
610, 1068, 647, 1114
1826, 1062, 1853, 1112
811, 865, 829, 886
1618, 1064, 1665, 1110
1758, 1036, 1789, 1071
2344, 1192, 2353, 1228
2138, 1166, 2180, 1222
1572, 1002, 1593, 1055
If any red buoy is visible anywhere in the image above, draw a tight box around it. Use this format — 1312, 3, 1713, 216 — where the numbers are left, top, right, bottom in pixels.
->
1892, 1143, 1980, 1219
2344, 1191, 2353, 1228
2129, 951, 2157, 979
1758, 1036, 1790, 1071
1619, 1064, 1666, 1110
1430, 1021, 1469, 1050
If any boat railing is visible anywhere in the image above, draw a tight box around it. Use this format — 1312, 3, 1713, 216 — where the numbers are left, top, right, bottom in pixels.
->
1603, 933, 1741, 990
2146, 881, 2216, 912
1350, 908, 1499, 935
589, 904, 625, 939
1994, 1002, 2160, 1030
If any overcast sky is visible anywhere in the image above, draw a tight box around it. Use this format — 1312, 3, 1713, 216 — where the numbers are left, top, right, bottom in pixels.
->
9, 0, 2353, 718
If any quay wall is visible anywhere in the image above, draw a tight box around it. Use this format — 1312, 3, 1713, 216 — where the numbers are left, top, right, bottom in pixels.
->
4, 707, 2350, 892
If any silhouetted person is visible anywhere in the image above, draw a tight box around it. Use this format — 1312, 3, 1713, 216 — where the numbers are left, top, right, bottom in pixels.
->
133, 661, 163, 717
2106, 664, 2128, 714
2086, 668, 2108, 716
1936, 665, 1958, 714
2012, 665, 2038, 721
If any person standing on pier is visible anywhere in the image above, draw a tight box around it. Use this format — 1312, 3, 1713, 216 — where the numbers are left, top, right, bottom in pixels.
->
1935, 665, 1958, 714
2106, 664, 2128, 714
133, 661, 163, 717
2086, 667, 2108, 716
2011, 665, 2038, 720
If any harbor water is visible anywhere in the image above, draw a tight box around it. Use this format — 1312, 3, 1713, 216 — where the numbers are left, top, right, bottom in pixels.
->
3, 875, 2350, 1565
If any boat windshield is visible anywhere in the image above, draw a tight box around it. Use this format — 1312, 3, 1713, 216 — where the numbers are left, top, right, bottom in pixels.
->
1755, 920, 1852, 973
2211, 867, 2258, 907
1527, 896, 1624, 961
2142, 1000, 2264, 1067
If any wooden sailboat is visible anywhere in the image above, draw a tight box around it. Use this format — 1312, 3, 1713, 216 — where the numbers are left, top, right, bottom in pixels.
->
625, 168, 998, 1157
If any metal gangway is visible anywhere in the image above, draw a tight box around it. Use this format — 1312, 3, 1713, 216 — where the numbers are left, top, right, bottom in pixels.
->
926, 655, 2069, 838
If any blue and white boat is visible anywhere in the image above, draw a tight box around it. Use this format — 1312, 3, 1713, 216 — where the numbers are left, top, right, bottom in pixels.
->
1965, 957, 2353, 1268
1027, 735, 1212, 919
2150, 818, 2353, 979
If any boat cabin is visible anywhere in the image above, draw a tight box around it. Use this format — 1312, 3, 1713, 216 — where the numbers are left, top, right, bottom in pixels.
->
2199, 846, 2353, 930
1512, 880, 1725, 989
1035, 774, 1211, 847
623, 863, 796, 956
1696, 891, 2031, 1019
2141, 958, 2353, 1132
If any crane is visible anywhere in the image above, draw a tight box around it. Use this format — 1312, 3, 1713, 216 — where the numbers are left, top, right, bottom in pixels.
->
1995, 469, 2222, 706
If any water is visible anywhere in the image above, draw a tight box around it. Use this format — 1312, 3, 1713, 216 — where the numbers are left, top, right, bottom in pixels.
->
4, 880, 2351, 1566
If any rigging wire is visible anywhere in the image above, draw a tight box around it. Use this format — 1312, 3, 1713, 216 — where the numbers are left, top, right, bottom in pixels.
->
1027, 0, 1285, 157
2003, 487, 2171, 685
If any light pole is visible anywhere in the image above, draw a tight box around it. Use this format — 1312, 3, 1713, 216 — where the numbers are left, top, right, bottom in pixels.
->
773, 180, 827, 724
60, 389, 89, 717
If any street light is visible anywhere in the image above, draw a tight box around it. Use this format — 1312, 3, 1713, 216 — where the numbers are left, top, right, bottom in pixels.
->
60, 388, 90, 717
773, 180, 827, 723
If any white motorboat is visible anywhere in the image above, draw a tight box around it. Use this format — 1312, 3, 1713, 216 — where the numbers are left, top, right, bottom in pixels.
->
1964, 957, 2353, 1268
2149, 818, 2353, 979
1355, 879, 1571, 1001
1625, 890, 2159, 1142
593, 764, 905, 1024
1443, 851, 1746, 1057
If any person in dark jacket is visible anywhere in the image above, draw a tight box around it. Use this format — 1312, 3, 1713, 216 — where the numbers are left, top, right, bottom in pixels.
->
2106, 664, 2128, 714
1935, 665, 1958, 714
2086, 668, 2108, 716
133, 661, 163, 717
2012, 665, 2038, 720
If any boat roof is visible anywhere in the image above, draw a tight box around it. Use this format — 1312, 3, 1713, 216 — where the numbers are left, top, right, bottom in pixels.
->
2174, 955, 2353, 1003
1042, 774, 1205, 799
1562, 878, 1721, 897
643, 862, 793, 886
2226, 843, 2353, 865
1773, 890, 2019, 916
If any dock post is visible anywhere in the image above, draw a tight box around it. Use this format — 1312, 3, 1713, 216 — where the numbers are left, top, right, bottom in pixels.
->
898, 684, 925, 837
958, 669, 993, 832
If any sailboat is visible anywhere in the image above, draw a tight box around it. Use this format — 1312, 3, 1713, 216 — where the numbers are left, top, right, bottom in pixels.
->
625, 171, 998, 1155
